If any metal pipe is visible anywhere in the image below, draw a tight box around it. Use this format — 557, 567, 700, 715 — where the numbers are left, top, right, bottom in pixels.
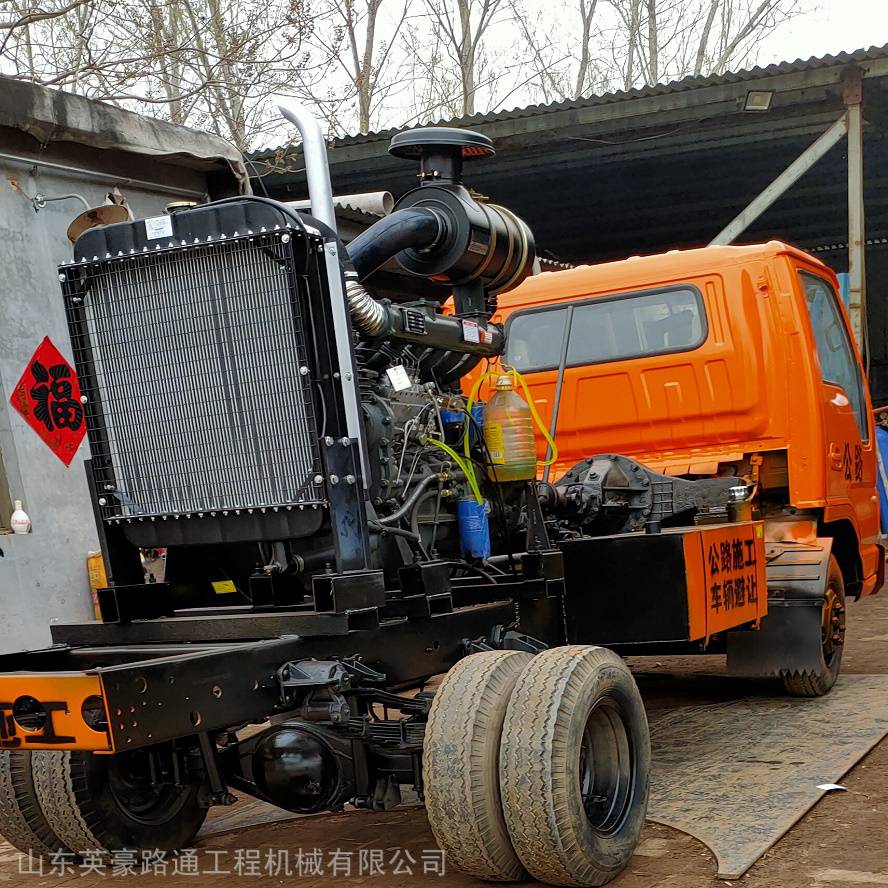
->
847, 99, 867, 353
377, 473, 442, 525
487, 552, 525, 566
709, 114, 848, 246
276, 101, 338, 234
285, 191, 394, 218
345, 279, 388, 337
33, 192, 90, 211
0, 149, 206, 200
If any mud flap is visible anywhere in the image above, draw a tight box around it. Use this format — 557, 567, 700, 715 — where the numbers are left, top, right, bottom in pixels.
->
726, 534, 832, 678
727, 601, 825, 677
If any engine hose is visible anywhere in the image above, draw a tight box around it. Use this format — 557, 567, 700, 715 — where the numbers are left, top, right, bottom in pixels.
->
439, 559, 498, 585
347, 207, 444, 281
368, 521, 421, 541
409, 490, 440, 542
376, 473, 442, 525
505, 365, 558, 466
423, 437, 484, 504
464, 366, 559, 469
345, 279, 388, 337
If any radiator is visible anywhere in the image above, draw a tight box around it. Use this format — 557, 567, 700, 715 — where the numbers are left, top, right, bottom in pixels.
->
72, 232, 324, 520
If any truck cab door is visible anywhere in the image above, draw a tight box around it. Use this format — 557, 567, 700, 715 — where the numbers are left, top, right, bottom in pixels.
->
798, 269, 877, 546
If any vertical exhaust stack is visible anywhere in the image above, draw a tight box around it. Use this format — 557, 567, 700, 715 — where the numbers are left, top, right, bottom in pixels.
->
276, 101, 338, 234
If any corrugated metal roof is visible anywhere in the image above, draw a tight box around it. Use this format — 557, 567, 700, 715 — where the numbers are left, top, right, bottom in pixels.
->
252, 43, 888, 158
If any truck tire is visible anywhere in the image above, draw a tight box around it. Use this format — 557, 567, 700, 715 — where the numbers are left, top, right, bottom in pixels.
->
783, 555, 846, 697
423, 650, 532, 882
499, 646, 650, 887
0, 750, 68, 857
31, 748, 207, 854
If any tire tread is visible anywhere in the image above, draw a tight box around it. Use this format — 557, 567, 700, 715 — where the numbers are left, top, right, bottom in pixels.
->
31, 751, 102, 854
500, 645, 649, 887
424, 650, 531, 882
0, 750, 68, 857
782, 555, 845, 698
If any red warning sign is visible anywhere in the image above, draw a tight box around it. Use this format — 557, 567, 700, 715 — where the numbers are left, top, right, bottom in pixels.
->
9, 337, 86, 466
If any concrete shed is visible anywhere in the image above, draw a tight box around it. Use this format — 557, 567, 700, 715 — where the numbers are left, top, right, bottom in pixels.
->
0, 76, 245, 652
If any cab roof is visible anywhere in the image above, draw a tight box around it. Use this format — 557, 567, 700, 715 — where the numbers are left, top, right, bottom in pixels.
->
502, 241, 832, 310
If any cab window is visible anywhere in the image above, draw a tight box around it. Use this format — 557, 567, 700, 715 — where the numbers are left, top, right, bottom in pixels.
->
506, 307, 568, 372
506, 285, 705, 373
800, 271, 868, 442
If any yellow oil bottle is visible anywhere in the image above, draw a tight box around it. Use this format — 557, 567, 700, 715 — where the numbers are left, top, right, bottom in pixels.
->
483, 374, 537, 481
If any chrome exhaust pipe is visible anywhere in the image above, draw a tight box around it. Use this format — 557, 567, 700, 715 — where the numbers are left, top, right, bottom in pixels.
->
276, 100, 338, 234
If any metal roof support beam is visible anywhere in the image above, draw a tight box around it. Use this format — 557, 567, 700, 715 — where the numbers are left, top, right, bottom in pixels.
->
844, 67, 866, 352
709, 113, 848, 247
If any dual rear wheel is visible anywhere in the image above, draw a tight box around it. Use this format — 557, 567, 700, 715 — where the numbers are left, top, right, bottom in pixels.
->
423, 646, 650, 887
0, 747, 206, 857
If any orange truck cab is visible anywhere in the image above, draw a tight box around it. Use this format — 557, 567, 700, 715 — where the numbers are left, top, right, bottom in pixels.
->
482, 241, 884, 688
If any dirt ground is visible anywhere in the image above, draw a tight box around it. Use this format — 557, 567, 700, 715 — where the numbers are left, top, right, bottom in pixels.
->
4, 591, 888, 887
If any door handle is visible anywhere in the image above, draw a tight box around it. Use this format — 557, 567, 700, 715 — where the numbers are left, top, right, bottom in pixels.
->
828, 442, 843, 471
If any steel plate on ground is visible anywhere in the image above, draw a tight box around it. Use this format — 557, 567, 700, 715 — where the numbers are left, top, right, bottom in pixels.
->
645, 673, 888, 878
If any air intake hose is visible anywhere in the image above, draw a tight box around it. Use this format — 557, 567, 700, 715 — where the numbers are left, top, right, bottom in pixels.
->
347, 207, 444, 281
345, 278, 388, 337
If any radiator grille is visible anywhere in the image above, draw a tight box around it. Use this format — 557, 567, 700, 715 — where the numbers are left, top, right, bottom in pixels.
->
72, 233, 324, 519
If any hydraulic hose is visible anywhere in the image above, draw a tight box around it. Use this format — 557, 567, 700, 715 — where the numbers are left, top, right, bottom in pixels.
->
376, 472, 443, 525
347, 207, 443, 281
409, 490, 440, 542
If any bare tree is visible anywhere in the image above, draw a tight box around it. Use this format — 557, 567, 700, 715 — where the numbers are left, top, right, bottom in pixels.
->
0, 0, 807, 149
606, 0, 800, 90
295, 0, 412, 135
575, 0, 599, 97
694, 0, 719, 74
423, 0, 505, 116
0, 0, 88, 35
1, 0, 313, 151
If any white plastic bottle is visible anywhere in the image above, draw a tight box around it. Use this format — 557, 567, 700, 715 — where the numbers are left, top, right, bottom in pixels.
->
10, 501, 31, 534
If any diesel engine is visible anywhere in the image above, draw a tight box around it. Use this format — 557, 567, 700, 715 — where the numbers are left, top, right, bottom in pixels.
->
60, 123, 735, 616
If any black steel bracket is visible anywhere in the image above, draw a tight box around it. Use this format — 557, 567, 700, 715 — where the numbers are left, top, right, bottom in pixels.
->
98, 583, 174, 624
464, 627, 549, 655
312, 570, 386, 613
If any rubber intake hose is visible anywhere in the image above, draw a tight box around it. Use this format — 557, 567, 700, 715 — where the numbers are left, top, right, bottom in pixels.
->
347, 207, 443, 281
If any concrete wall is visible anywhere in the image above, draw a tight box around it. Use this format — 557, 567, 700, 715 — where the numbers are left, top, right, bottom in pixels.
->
0, 152, 208, 653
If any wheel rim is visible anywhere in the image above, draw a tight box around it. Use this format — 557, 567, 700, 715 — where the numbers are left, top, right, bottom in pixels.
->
821, 581, 845, 669
107, 750, 191, 826
578, 695, 635, 836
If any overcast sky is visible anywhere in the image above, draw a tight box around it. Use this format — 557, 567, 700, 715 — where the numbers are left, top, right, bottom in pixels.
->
759, 0, 888, 64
